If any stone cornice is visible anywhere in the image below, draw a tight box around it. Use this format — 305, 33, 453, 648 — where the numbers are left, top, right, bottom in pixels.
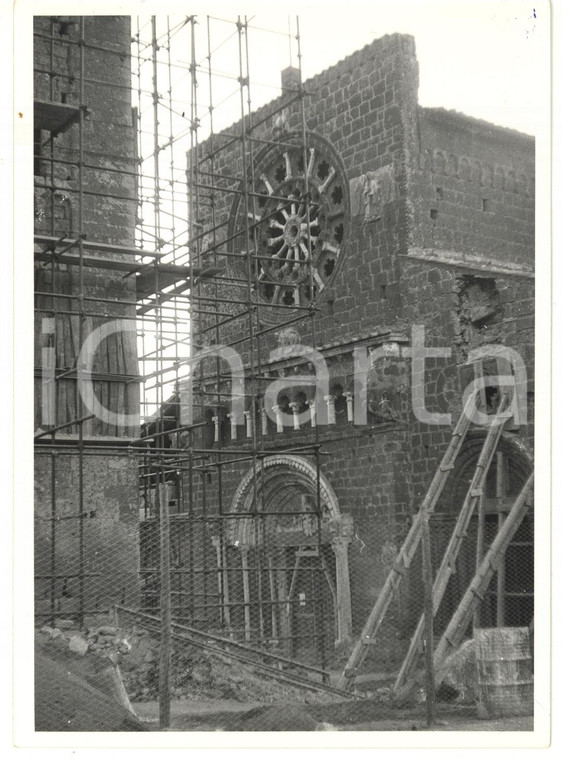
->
404, 247, 534, 279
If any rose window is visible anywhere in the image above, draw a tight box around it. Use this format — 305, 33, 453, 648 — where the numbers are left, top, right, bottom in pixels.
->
229, 132, 349, 323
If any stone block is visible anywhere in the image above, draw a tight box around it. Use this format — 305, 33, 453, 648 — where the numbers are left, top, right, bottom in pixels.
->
68, 635, 89, 657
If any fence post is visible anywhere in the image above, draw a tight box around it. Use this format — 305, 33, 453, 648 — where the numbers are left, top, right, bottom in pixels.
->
158, 479, 172, 729
421, 509, 436, 726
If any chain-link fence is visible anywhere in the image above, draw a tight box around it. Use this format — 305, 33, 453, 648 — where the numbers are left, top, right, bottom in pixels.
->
32, 13, 535, 733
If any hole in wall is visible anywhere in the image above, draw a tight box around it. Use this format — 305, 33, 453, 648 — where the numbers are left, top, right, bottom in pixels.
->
484, 379, 501, 415
275, 164, 286, 182
430, 208, 438, 221
317, 160, 330, 180
331, 185, 343, 204
282, 289, 295, 305
323, 258, 335, 277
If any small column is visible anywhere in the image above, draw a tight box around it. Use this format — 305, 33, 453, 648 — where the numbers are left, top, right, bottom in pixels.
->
289, 402, 301, 431
308, 400, 316, 428
211, 535, 231, 627
330, 532, 353, 644
243, 410, 252, 438
324, 394, 335, 425
240, 546, 252, 642
227, 412, 237, 440
272, 405, 283, 433
211, 414, 219, 443
260, 406, 268, 436
343, 392, 354, 422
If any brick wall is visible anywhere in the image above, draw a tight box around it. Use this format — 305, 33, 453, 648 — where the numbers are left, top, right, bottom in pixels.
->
410, 107, 534, 268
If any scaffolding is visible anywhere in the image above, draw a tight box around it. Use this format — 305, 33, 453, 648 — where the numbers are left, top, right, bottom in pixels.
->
33, 16, 536, 731
34, 13, 339, 685
132, 14, 339, 672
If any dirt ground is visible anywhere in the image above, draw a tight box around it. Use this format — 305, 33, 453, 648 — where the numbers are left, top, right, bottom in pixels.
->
133, 699, 534, 732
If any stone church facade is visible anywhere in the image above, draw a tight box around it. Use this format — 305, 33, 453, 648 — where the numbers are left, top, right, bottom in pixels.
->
183, 33, 534, 666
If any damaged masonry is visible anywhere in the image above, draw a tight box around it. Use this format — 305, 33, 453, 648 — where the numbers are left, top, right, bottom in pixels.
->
32, 14, 535, 732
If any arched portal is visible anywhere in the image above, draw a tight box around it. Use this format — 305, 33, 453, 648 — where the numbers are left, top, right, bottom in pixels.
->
431, 432, 534, 632
223, 455, 353, 663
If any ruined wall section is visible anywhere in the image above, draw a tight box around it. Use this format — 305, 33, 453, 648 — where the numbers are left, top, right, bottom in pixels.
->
35, 451, 140, 615
34, 16, 139, 437
400, 109, 534, 519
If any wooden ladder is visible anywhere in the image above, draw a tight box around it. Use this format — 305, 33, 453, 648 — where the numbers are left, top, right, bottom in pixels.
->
336, 390, 479, 692
432, 472, 534, 670
392, 395, 510, 697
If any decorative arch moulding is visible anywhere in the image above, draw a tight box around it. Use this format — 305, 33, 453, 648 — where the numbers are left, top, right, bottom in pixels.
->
420, 148, 534, 195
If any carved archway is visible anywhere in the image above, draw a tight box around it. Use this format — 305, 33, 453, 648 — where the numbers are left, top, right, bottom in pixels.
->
228, 455, 353, 647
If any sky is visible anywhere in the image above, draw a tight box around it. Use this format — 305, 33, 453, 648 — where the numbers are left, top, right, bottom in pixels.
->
294, 0, 547, 136
12, 0, 548, 137
171, 0, 548, 137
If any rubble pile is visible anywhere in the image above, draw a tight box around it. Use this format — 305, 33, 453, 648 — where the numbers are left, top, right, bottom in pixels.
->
36, 620, 335, 705
120, 628, 335, 704
35, 621, 146, 730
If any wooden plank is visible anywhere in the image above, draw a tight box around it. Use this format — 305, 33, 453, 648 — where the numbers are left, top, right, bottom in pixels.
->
157, 482, 172, 729
34, 99, 80, 134
81, 316, 94, 436
99, 319, 110, 436
115, 321, 127, 437
54, 314, 64, 429
473, 492, 486, 629
120, 319, 140, 438
106, 327, 118, 436
61, 314, 73, 426
35, 233, 203, 268
496, 451, 506, 626
421, 509, 436, 727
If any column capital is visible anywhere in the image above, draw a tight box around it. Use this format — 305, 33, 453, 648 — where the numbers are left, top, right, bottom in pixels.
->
330, 533, 353, 551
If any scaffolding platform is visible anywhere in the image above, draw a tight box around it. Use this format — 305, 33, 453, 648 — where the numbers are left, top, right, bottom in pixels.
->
34, 99, 81, 135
